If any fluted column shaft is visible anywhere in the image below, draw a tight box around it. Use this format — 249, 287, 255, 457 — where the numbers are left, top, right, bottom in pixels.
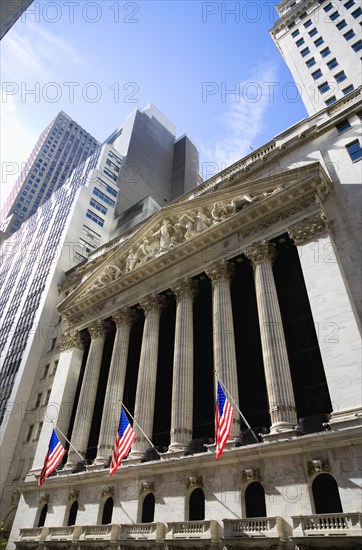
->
95, 309, 136, 464
207, 260, 240, 437
129, 294, 165, 458
65, 321, 108, 467
246, 240, 297, 433
169, 278, 197, 451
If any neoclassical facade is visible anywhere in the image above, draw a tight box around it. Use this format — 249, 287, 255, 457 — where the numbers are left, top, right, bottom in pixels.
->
10, 160, 361, 549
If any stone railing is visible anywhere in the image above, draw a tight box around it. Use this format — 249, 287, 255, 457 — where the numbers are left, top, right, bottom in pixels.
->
292, 513, 362, 537
120, 522, 166, 541
166, 520, 220, 541
80, 524, 120, 541
46, 526, 81, 541
223, 516, 286, 539
17, 528, 47, 542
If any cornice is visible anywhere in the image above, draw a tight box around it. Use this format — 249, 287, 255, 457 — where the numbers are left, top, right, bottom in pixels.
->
269, 0, 319, 36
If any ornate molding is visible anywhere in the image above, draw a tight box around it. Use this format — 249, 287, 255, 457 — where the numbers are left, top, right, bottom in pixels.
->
244, 240, 276, 265
139, 293, 166, 315
206, 259, 234, 284
140, 481, 155, 494
171, 278, 198, 301
241, 468, 261, 483
307, 459, 331, 476
101, 485, 114, 498
68, 489, 79, 501
288, 212, 330, 245
187, 475, 203, 489
60, 330, 84, 351
112, 308, 137, 328
87, 320, 109, 340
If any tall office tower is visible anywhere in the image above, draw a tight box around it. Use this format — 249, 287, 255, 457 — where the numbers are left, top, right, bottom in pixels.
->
0, 111, 100, 240
0, 105, 200, 543
0, 0, 34, 40
270, 0, 362, 115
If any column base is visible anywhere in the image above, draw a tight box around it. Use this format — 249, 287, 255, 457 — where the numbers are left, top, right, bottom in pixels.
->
168, 442, 188, 453
93, 455, 111, 466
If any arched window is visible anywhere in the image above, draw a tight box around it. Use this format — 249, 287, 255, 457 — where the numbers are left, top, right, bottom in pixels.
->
312, 474, 343, 514
141, 493, 155, 523
245, 482, 267, 518
38, 504, 48, 527
101, 497, 113, 525
189, 488, 205, 521
67, 500, 78, 526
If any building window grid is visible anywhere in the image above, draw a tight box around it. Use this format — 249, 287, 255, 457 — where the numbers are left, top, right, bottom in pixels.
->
346, 140, 362, 161
343, 29, 356, 41
312, 68, 323, 80
342, 84, 354, 95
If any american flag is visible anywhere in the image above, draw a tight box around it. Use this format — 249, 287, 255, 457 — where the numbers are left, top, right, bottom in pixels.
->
110, 408, 136, 476
38, 429, 67, 487
215, 382, 234, 460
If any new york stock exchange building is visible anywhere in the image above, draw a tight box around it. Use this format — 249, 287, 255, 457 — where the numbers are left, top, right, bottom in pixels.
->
10, 91, 362, 550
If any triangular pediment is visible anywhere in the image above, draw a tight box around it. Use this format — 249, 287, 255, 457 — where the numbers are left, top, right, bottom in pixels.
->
59, 162, 332, 323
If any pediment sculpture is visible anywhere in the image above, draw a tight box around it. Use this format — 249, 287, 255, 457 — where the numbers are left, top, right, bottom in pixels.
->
79, 187, 283, 297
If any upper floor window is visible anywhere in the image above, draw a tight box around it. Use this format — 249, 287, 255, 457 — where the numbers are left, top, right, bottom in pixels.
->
329, 10, 340, 20
344, 0, 355, 8
351, 6, 362, 17
334, 70, 347, 82
301, 47, 310, 57
309, 27, 318, 36
325, 95, 337, 106
318, 82, 330, 94
292, 29, 300, 37
314, 36, 324, 47
352, 40, 362, 52
342, 84, 354, 95
323, 2, 333, 11
346, 140, 362, 161
312, 68, 323, 80
336, 119, 351, 134
296, 37, 305, 47
343, 29, 356, 41
327, 58, 338, 69
306, 57, 316, 67
304, 19, 312, 28
320, 46, 331, 57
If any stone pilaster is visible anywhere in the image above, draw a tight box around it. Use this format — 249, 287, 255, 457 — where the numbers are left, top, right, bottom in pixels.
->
169, 278, 198, 451
245, 240, 297, 434
65, 320, 109, 468
94, 309, 136, 465
129, 294, 165, 458
206, 260, 240, 437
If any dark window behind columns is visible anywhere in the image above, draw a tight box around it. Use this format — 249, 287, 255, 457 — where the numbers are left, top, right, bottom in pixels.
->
87, 324, 116, 460
231, 258, 270, 430
193, 275, 214, 439
152, 296, 175, 447
272, 235, 332, 418
123, 312, 144, 416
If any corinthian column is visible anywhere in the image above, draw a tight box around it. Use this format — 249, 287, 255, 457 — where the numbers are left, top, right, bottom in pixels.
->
129, 294, 165, 458
169, 278, 198, 451
245, 240, 297, 433
206, 260, 240, 437
65, 320, 109, 468
94, 309, 136, 465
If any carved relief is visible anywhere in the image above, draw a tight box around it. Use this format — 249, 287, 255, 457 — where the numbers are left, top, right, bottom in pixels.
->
112, 308, 137, 328
89, 264, 122, 291
288, 212, 329, 245
187, 475, 203, 489
140, 481, 155, 494
60, 330, 84, 351
68, 489, 79, 501
244, 240, 276, 265
307, 459, 331, 476
39, 492, 49, 503
139, 293, 166, 315
241, 468, 261, 483
87, 320, 108, 340
101, 485, 114, 497
171, 278, 198, 301
206, 260, 234, 284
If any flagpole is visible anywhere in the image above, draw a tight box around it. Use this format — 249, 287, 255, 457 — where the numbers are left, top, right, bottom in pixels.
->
121, 402, 160, 456
52, 422, 84, 461
214, 371, 259, 443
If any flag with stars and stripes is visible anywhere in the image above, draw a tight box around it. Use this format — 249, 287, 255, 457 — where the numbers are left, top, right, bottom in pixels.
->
110, 408, 136, 475
38, 429, 66, 486
215, 382, 234, 460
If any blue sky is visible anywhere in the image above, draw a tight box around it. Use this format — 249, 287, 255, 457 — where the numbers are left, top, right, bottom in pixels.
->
1, 0, 308, 205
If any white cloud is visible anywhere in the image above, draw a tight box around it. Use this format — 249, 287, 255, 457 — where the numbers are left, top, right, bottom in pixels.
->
201, 61, 279, 175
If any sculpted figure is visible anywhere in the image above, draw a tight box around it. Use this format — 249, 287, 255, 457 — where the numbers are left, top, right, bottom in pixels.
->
211, 202, 228, 224
91, 264, 121, 289
229, 194, 254, 214
195, 209, 211, 232
179, 213, 195, 240
171, 222, 185, 245
153, 219, 173, 251
125, 248, 137, 272
135, 238, 153, 264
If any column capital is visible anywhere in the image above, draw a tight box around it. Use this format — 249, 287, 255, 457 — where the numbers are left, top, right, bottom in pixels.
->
139, 293, 166, 315
206, 259, 234, 284
60, 330, 84, 351
287, 212, 330, 245
244, 240, 276, 265
171, 278, 198, 301
87, 320, 109, 340
112, 308, 137, 328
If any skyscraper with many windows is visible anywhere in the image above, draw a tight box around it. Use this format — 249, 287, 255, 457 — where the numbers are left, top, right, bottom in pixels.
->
270, 0, 362, 114
0, 111, 99, 240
